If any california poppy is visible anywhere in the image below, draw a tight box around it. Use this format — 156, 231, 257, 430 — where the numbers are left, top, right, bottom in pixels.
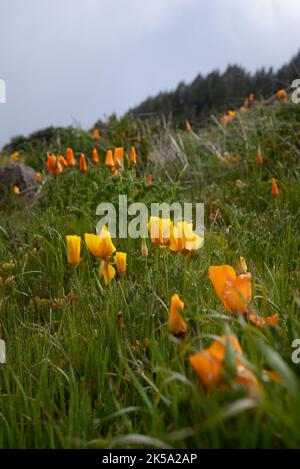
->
257, 150, 263, 165
55, 162, 63, 175
249, 312, 279, 328
92, 148, 99, 165
100, 261, 116, 285
85, 226, 116, 260
79, 153, 87, 172
170, 221, 203, 255
276, 89, 288, 100
168, 293, 187, 336
113, 147, 124, 167
189, 335, 259, 392
209, 265, 252, 314
148, 217, 173, 247
58, 155, 68, 167
129, 147, 137, 165
92, 128, 100, 140
105, 150, 114, 168
35, 172, 42, 183
66, 235, 81, 266
114, 252, 127, 274
184, 120, 192, 132
13, 185, 20, 195
272, 178, 279, 197
66, 147, 76, 167
46, 154, 57, 174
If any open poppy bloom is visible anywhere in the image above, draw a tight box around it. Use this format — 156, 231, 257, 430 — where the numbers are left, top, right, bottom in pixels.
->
209, 265, 252, 313
46, 154, 57, 174
105, 150, 114, 168
66, 235, 81, 266
189, 335, 259, 392
168, 293, 187, 336
113, 147, 124, 167
272, 177, 279, 197
85, 226, 116, 260
277, 89, 288, 100
100, 261, 116, 285
92, 128, 100, 140
129, 147, 137, 165
148, 217, 173, 247
170, 221, 203, 255
66, 147, 76, 167
92, 148, 99, 165
114, 252, 127, 274
79, 153, 88, 172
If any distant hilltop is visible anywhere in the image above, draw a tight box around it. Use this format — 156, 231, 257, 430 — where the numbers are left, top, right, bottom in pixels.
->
128, 50, 300, 125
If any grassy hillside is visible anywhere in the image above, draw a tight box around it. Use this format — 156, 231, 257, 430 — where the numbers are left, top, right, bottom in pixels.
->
0, 97, 300, 448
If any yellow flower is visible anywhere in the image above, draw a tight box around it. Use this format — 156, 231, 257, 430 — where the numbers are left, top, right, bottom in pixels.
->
237, 256, 247, 274
114, 252, 127, 274
85, 226, 116, 260
66, 235, 81, 266
148, 217, 173, 247
100, 261, 116, 285
168, 293, 187, 336
12, 151, 19, 161
170, 221, 203, 255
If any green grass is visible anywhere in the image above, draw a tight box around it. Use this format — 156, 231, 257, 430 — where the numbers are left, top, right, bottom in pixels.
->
0, 101, 300, 448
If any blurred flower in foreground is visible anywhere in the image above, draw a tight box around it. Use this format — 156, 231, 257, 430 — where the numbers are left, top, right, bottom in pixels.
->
79, 153, 87, 172
66, 235, 81, 266
276, 89, 288, 100
114, 252, 127, 274
272, 177, 279, 197
85, 226, 116, 260
92, 128, 100, 140
189, 335, 259, 393
92, 148, 99, 165
170, 221, 203, 255
66, 147, 76, 167
168, 293, 187, 336
148, 217, 173, 247
129, 146, 137, 165
13, 185, 20, 195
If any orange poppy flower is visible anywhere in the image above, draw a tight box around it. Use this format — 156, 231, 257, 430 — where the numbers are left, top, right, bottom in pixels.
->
35, 171, 42, 183
129, 147, 137, 165
13, 185, 20, 195
55, 162, 63, 175
66, 147, 76, 167
66, 235, 81, 266
257, 150, 263, 165
145, 175, 153, 185
113, 147, 124, 167
79, 153, 87, 172
249, 313, 279, 328
46, 154, 57, 174
58, 155, 68, 167
92, 148, 99, 165
184, 120, 192, 132
189, 335, 259, 392
276, 89, 288, 100
209, 265, 252, 314
113, 167, 119, 176
105, 150, 114, 168
92, 128, 100, 140
272, 178, 279, 197
114, 252, 127, 274
168, 293, 187, 336
100, 261, 116, 285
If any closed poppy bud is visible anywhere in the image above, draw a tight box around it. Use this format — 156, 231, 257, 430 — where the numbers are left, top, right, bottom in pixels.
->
13, 185, 20, 195
277, 89, 288, 100
129, 146, 137, 165
100, 261, 116, 285
55, 162, 63, 175
257, 150, 263, 165
105, 150, 114, 168
145, 175, 153, 185
237, 256, 247, 274
58, 155, 68, 167
92, 148, 99, 165
113, 167, 119, 176
168, 293, 187, 336
46, 154, 57, 173
141, 239, 148, 257
79, 153, 87, 172
113, 147, 124, 167
114, 252, 127, 274
249, 93, 254, 102
184, 120, 192, 132
66, 235, 81, 266
272, 177, 279, 197
92, 128, 100, 140
35, 171, 42, 182
66, 147, 76, 167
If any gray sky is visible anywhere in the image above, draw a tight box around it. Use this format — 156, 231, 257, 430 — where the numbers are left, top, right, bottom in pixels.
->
0, 0, 299, 147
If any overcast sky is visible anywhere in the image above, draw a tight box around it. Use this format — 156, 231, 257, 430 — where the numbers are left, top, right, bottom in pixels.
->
0, 0, 299, 147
